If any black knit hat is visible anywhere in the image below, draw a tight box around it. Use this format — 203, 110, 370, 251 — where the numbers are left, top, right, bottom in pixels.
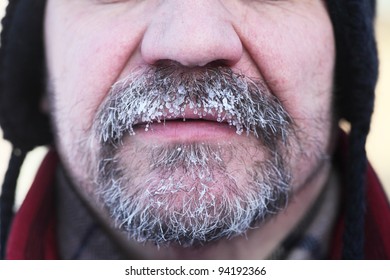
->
0, 0, 379, 259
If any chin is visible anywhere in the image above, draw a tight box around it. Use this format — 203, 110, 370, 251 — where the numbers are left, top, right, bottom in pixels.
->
94, 137, 291, 248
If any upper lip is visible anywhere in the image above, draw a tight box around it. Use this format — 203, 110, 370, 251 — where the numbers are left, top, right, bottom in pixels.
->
136, 108, 228, 125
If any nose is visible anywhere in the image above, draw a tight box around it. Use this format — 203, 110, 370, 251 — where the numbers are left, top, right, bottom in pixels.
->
141, 1, 242, 67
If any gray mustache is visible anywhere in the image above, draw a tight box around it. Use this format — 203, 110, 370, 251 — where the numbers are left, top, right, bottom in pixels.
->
95, 65, 292, 147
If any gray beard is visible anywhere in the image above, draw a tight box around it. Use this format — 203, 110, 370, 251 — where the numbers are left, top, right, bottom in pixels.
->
97, 143, 290, 247
92, 65, 294, 247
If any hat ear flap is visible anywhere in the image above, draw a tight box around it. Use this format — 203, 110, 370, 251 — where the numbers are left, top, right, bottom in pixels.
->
0, 0, 52, 151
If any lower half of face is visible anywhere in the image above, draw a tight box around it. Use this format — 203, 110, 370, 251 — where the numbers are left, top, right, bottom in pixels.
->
51, 65, 332, 247
46, 0, 335, 248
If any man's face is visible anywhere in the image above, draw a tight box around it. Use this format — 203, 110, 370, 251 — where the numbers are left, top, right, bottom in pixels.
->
45, 0, 335, 254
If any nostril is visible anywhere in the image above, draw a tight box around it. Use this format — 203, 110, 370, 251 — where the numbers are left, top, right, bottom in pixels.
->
153, 59, 231, 69
153, 59, 230, 71
205, 59, 233, 68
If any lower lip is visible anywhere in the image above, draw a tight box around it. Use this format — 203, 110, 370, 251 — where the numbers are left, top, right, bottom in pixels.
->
133, 120, 238, 142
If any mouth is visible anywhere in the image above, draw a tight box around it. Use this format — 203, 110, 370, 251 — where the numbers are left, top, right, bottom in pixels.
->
133, 110, 238, 143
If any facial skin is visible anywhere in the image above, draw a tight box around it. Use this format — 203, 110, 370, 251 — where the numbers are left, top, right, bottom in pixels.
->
44, 0, 335, 259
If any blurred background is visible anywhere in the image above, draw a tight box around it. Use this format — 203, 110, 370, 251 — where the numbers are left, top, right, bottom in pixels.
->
0, 1, 389, 208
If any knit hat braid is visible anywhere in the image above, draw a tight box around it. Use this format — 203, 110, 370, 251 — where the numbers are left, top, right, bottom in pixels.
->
0, 0, 379, 259
327, 0, 378, 259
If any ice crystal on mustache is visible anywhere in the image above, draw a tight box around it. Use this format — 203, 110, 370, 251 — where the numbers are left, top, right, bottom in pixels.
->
96, 66, 291, 145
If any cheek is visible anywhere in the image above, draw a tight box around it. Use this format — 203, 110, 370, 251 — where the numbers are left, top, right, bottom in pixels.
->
240, 7, 335, 127
236, 5, 335, 188
45, 6, 146, 138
